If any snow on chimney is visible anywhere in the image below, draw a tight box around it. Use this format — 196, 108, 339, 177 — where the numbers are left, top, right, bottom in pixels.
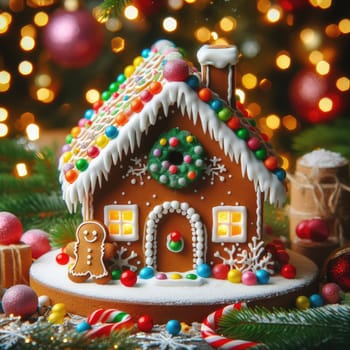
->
197, 45, 239, 108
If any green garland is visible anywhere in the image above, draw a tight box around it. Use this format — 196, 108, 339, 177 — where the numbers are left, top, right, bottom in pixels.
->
218, 304, 350, 350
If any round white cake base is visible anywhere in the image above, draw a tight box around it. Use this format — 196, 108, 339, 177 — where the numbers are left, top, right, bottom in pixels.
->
30, 249, 319, 323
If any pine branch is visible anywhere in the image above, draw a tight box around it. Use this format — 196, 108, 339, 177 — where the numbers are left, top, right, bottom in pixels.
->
98, 0, 131, 19
292, 119, 350, 159
48, 214, 82, 248
1, 317, 137, 350
218, 305, 350, 350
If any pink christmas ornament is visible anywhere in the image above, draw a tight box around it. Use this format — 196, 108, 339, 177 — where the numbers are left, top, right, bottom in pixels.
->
20, 229, 51, 259
2, 284, 38, 318
43, 9, 104, 68
321, 282, 341, 304
0, 211, 23, 245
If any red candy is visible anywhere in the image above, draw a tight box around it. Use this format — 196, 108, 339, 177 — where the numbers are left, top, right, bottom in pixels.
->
281, 263, 296, 279
212, 263, 229, 280
120, 269, 137, 287
137, 314, 154, 332
56, 252, 70, 265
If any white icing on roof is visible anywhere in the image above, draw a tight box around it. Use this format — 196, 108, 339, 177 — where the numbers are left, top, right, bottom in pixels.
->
60, 82, 286, 211
299, 149, 348, 168
197, 45, 239, 68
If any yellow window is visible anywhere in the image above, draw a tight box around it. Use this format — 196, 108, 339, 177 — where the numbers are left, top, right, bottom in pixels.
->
218, 211, 229, 223
122, 211, 133, 222
109, 210, 120, 221
122, 224, 133, 235
218, 224, 228, 236
231, 225, 242, 236
231, 212, 242, 223
109, 223, 120, 235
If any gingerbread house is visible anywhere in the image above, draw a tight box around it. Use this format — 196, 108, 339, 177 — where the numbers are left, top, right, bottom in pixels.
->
59, 40, 287, 276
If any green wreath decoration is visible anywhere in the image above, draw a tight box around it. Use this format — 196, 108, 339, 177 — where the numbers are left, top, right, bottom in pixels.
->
147, 128, 206, 189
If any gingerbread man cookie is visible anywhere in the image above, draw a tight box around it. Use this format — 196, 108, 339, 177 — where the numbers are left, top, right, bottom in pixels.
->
68, 221, 115, 284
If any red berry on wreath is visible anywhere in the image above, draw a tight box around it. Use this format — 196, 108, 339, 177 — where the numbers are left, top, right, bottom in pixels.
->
281, 263, 296, 279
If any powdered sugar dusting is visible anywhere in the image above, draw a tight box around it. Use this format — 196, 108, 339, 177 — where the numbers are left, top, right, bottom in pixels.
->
299, 149, 348, 168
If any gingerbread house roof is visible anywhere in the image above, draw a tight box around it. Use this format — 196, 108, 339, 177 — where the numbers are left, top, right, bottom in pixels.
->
59, 40, 286, 212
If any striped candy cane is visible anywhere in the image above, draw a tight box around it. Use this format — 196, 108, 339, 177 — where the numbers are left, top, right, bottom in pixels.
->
201, 302, 262, 349
86, 308, 134, 338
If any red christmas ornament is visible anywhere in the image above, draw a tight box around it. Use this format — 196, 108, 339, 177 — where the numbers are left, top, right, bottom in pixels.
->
0, 211, 23, 245
120, 269, 137, 287
289, 69, 346, 124
325, 247, 350, 292
134, 0, 165, 16
43, 9, 104, 68
295, 218, 329, 242
277, 0, 309, 12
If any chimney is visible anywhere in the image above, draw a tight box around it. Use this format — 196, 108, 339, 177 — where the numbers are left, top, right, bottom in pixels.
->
197, 44, 239, 108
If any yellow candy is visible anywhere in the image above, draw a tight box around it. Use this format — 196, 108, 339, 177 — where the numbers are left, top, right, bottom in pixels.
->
48, 312, 64, 324
70, 126, 81, 138
181, 322, 191, 332
186, 135, 193, 143
227, 269, 242, 283
133, 56, 144, 67
295, 295, 310, 310
124, 65, 135, 78
170, 273, 182, 280
95, 134, 109, 148
52, 303, 67, 315
159, 138, 167, 146
62, 151, 72, 163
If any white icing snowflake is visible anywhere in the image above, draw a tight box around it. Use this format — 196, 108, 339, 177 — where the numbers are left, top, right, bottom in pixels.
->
204, 156, 227, 185
134, 324, 207, 350
123, 156, 148, 185
110, 246, 139, 271
214, 237, 273, 273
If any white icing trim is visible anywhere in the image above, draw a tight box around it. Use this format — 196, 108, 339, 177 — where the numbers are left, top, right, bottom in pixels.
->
197, 45, 239, 68
59, 83, 286, 211
256, 189, 262, 240
144, 201, 206, 270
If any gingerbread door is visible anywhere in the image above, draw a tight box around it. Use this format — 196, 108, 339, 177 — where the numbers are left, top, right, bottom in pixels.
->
144, 201, 206, 272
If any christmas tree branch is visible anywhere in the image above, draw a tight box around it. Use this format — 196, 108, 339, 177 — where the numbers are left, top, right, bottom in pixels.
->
218, 304, 350, 350
98, 0, 131, 19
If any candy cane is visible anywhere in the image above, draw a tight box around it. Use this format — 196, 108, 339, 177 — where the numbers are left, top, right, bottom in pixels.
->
86, 308, 134, 338
201, 302, 262, 350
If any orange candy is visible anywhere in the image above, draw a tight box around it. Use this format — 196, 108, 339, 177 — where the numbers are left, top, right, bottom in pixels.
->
65, 169, 78, 183
149, 81, 162, 94
187, 170, 197, 180
115, 112, 129, 126
264, 156, 278, 171
198, 88, 212, 102
131, 98, 144, 113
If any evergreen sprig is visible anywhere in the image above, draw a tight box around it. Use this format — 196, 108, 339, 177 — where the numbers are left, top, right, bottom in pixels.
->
218, 304, 350, 350
1, 317, 137, 350
98, 0, 131, 19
